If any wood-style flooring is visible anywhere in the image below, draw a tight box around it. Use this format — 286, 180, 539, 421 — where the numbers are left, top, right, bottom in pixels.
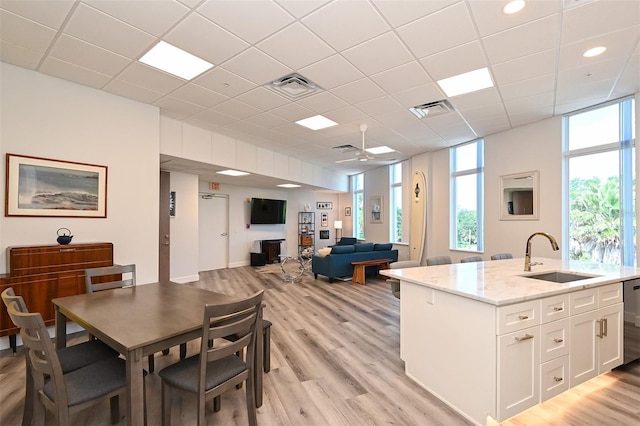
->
1, 264, 639, 425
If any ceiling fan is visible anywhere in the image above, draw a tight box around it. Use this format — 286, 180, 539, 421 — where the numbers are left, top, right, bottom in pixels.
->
335, 124, 395, 164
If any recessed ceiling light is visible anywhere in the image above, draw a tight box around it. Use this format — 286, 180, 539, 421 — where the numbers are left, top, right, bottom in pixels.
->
503, 0, 526, 15
436, 68, 494, 97
277, 184, 301, 188
295, 115, 338, 130
583, 46, 607, 58
139, 41, 213, 80
216, 169, 249, 176
366, 146, 395, 155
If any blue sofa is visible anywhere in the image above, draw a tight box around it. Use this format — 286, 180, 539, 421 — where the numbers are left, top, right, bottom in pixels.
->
312, 242, 398, 283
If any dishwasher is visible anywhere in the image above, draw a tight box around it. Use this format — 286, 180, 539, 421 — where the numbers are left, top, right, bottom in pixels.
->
623, 279, 640, 364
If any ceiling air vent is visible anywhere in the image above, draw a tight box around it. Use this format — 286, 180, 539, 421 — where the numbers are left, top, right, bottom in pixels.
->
409, 99, 454, 119
266, 73, 321, 100
332, 144, 360, 152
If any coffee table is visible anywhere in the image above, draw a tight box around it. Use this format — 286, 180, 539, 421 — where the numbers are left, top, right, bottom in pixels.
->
351, 258, 391, 285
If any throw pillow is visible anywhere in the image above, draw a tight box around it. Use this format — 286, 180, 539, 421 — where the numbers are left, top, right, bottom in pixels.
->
374, 243, 393, 251
317, 247, 331, 257
354, 242, 374, 252
331, 245, 355, 254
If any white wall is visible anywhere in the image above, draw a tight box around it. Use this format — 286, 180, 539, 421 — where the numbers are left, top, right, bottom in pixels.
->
0, 63, 159, 282
169, 172, 199, 282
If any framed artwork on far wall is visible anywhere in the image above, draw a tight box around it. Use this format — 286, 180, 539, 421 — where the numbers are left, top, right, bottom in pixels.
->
345, 207, 351, 216
5, 153, 108, 218
370, 195, 383, 223
319, 230, 329, 239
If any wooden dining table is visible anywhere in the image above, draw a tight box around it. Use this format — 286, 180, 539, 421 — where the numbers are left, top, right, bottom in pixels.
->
53, 281, 264, 426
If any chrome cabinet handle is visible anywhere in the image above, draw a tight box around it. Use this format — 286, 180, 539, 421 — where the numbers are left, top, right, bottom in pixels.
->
553, 338, 564, 343
515, 334, 534, 342
553, 307, 564, 311
553, 376, 563, 382
596, 319, 604, 338
603, 318, 608, 337
518, 315, 529, 320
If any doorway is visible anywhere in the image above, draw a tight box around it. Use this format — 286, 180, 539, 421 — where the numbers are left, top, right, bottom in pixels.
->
199, 194, 229, 271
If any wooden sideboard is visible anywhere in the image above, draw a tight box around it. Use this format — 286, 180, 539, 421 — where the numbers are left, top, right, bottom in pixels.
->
0, 242, 114, 351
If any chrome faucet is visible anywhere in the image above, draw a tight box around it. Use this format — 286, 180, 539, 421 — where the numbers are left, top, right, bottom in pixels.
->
524, 232, 559, 271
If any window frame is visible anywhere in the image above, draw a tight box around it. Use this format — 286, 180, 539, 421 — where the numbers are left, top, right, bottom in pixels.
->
353, 173, 364, 241
390, 162, 403, 243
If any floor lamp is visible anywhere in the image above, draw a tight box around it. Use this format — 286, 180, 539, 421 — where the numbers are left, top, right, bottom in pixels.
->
334, 220, 343, 244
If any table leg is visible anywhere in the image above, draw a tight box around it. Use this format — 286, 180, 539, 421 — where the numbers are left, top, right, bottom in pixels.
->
54, 306, 67, 349
352, 265, 366, 285
126, 348, 145, 426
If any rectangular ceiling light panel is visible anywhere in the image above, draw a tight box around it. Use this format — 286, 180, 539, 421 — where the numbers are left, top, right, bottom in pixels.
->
296, 115, 338, 130
139, 41, 214, 80
436, 67, 494, 97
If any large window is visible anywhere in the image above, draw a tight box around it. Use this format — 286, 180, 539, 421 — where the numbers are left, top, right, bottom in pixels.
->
564, 97, 636, 266
450, 140, 484, 251
390, 163, 403, 243
353, 173, 364, 240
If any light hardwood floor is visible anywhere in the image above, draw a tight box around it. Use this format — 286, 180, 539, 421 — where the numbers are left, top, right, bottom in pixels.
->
1, 264, 639, 425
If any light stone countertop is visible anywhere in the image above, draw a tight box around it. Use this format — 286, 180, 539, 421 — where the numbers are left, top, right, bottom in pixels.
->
380, 257, 640, 306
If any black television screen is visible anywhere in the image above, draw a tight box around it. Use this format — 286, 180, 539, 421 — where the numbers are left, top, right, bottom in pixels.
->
250, 198, 287, 224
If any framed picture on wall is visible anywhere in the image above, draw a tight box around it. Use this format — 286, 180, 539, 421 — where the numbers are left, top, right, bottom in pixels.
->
345, 207, 351, 216
319, 230, 330, 239
370, 195, 383, 223
5, 153, 108, 218
321, 212, 328, 227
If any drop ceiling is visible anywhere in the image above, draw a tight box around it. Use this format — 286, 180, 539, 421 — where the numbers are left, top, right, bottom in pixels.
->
1, 0, 638, 185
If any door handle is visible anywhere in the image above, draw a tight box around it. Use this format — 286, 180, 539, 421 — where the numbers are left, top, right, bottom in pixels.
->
221, 232, 228, 237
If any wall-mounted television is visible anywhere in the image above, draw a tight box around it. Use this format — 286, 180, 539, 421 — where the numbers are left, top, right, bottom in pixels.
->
250, 198, 287, 224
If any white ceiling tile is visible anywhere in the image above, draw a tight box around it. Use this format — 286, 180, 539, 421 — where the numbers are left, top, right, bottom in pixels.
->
397, 2, 476, 58
64, 3, 156, 59
469, 0, 561, 37
460, 103, 508, 122
302, 1, 389, 51
221, 47, 292, 85
448, 87, 502, 111
49, 34, 130, 76
153, 96, 205, 119
332, 78, 385, 104
504, 92, 555, 115
0, 0, 75, 29
269, 102, 315, 121
483, 14, 560, 64
117, 62, 186, 93
0, 40, 43, 69
296, 92, 348, 113
323, 106, 368, 124
374, 109, 422, 127
275, 0, 330, 18
468, 117, 511, 138
189, 108, 238, 128
370, 61, 432, 94
85, 0, 190, 37
392, 120, 440, 141
165, 13, 249, 65
509, 108, 554, 127
391, 82, 445, 108
197, 0, 294, 44
299, 54, 364, 89
103, 78, 164, 104
562, 0, 640, 45
499, 74, 556, 100
557, 55, 630, 91
274, 122, 315, 135
611, 52, 639, 98
425, 113, 476, 143
558, 26, 639, 71
355, 95, 404, 117
342, 32, 413, 75
39, 57, 111, 89
556, 77, 616, 106
0, 9, 57, 53
169, 84, 228, 108
193, 67, 257, 97
211, 98, 262, 120
491, 49, 557, 86
257, 22, 334, 70
236, 87, 290, 111
420, 41, 487, 81
373, 0, 457, 27
249, 112, 289, 129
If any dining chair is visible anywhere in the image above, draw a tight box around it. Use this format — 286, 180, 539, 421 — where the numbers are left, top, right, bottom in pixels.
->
426, 255, 452, 266
6, 300, 129, 425
460, 256, 483, 263
159, 290, 264, 426
491, 253, 514, 260
223, 318, 272, 373
85, 264, 187, 372
387, 260, 421, 299
2, 287, 120, 426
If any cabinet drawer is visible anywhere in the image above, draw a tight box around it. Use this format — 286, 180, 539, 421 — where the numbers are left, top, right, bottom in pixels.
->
570, 288, 597, 315
540, 318, 570, 363
497, 300, 540, 335
540, 294, 570, 324
540, 355, 569, 402
598, 283, 622, 307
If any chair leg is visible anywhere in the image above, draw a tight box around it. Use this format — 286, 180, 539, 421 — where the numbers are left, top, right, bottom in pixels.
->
161, 382, 171, 426
180, 343, 187, 359
148, 354, 155, 373
109, 395, 119, 425
246, 376, 257, 426
263, 323, 271, 373
22, 360, 34, 426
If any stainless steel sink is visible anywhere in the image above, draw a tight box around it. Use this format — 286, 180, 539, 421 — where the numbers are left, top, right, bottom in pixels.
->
521, 271, 600, 283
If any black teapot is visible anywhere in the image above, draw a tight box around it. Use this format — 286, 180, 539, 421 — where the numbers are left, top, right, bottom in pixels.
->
56, 228, 73, 245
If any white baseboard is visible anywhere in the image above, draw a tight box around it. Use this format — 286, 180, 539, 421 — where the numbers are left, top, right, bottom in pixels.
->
170, 274, 201, 284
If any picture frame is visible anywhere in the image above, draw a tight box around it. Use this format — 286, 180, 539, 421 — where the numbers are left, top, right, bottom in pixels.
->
321, 212, 328, 227
370, 195, 383, 223
319, 230, 330, 239
169, 191, 176, 217
345, 207, 351, 216
317, 202, 333, 209
5, 154, 107, 218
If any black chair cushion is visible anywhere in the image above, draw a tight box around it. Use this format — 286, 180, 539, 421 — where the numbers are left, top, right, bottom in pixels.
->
57, 340, 120, 374
159, 354, 247, 393
43, 357, 126, 406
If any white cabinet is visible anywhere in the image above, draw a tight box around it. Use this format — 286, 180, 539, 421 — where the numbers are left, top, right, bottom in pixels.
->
570, 284, 623, 387
497, 326, 540, 420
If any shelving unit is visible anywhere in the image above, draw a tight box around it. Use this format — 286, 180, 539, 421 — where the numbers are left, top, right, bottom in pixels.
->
298, 212, 315, 258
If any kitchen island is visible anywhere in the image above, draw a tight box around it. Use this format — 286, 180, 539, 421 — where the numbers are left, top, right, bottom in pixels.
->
381, 258, 640, 425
